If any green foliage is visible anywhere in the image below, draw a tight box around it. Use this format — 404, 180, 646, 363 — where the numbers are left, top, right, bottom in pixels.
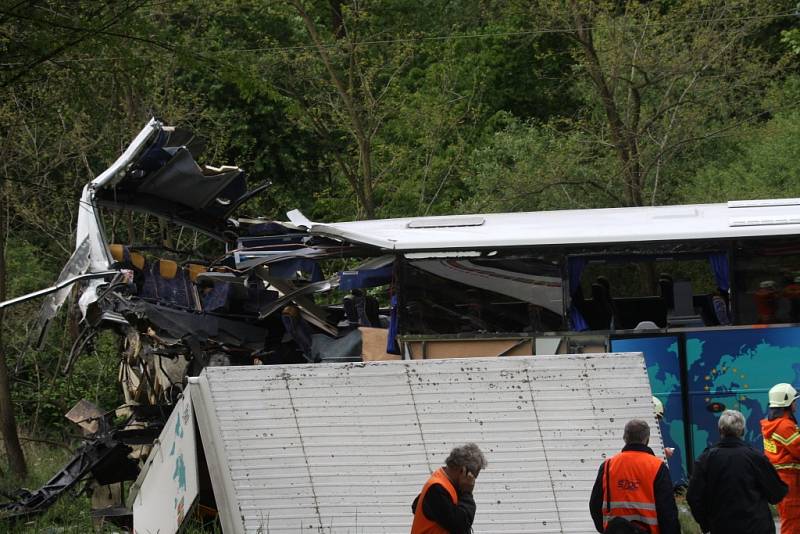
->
678, 502, 703, 534
0, 0, 795, 444
678, 76, 800, 203
461, 117, 621, 212
1, 441, 96, 533
0, 2, 798, 518
529, 0, 797, 206
782, 29, 800, 54
5, 490, 98, 533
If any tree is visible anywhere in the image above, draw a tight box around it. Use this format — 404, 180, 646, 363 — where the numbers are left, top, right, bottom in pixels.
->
0, 0, 190, 475
0, 180, 26, 477
537, 1, 795, 207
278, 0, 421, 219
679, 76, 800, 202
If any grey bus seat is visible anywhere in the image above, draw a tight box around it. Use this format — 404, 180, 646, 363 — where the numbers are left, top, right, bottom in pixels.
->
667, 280, 704, 327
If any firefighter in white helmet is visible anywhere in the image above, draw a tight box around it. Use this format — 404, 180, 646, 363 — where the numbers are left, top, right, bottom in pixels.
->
761, 383, 800, 534
652, 396, 673, 459
653, 396, 664, 420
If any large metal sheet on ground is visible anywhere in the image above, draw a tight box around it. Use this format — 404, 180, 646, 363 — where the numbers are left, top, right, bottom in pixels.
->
192, 353, 661, 534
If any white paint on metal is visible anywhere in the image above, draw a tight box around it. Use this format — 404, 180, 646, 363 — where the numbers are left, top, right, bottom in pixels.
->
192, 373, 245, 534
133, 387, 199, 534
290, 200, 800, 250
193, 353, 662, 534
68, 118, 160, 316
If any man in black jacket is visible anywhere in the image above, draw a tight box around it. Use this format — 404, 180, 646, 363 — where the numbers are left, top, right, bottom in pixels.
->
410, 443, 486, 533
687, 409, 787, 534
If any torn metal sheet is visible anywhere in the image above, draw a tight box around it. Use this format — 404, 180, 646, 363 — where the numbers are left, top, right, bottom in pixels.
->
412, 258, 562, 314
1, 269, 117, 311
124, 301, 268, 350
0, 119, 396, 525
65, 399, 105, 435
338, 254, 394, 291
0, 434, 138, 519
255, 277, 334, 320
93, 125, 268, 239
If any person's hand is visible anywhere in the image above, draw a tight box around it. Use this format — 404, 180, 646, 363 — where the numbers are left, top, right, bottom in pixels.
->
665, 447, 674, 459
460, 468, 476, 494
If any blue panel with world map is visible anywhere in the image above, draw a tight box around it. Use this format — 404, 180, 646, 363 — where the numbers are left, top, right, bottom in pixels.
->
611, 326, 800, 487
685, 327, 800, 460
610, 336, 687, 485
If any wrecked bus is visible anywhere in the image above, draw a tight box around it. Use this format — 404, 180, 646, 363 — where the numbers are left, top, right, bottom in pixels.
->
2, 118, 800, 525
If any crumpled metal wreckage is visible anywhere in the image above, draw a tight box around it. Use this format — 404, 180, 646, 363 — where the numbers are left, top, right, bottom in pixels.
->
0, 119, 391, 525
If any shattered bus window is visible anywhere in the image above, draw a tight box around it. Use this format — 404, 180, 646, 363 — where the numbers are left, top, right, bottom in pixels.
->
401, 254, 565, 335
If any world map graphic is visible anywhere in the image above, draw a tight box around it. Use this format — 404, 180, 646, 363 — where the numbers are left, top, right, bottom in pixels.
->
612, 326, 800, 485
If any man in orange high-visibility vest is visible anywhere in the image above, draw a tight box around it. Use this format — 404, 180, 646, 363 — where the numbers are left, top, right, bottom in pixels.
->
761, 382, 800, 534
410, 443, 487, 534
589, 419, 679, 534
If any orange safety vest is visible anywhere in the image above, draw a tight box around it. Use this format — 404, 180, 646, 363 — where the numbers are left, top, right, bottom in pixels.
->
761, 414, 800, 472
601, 450, 663, 534
410, 468, 458, 534
762, 414, 800, 534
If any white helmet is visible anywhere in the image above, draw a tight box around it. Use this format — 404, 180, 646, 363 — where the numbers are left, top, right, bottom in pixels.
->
768, 383, 799, 408
653, 396, 664, 419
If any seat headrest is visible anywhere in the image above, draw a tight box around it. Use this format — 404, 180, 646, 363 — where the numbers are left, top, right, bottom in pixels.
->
129, 252, 145, 270
186, 263, 208, 282
158, 259, 179, 279
109, 244, 125, 262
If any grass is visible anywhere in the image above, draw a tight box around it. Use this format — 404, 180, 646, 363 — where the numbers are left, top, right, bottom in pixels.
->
676, 495, 781, 534
2, 438, 222, 533
677, 496, 703, 534
1, 439, 103, 533
2, 439, 709, 534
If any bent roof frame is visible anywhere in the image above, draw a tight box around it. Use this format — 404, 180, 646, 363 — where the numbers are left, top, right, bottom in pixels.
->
289, 200, 800, 252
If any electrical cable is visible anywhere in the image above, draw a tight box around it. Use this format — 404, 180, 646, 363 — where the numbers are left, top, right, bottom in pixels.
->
0, 8, 796, 65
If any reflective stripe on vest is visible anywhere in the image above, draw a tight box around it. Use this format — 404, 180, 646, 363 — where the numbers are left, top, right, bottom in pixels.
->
774, 463, 800, 470
606, 501, 657, 510
761, 415, 800, 469
773, 431, 800, 446
410, 468, 458, 534
601, 450, 663, 534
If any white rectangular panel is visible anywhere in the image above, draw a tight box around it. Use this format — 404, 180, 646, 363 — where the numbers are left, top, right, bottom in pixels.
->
133, 387, 199, 534
193, 353, 661, 534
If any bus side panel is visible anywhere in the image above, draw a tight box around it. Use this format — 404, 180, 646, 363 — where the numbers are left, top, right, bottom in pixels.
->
610, 336, 687, 484
685, 327, 800, 461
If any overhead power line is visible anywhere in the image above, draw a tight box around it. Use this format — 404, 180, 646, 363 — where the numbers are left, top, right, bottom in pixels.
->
226, 10, 799, 54
0, 8, 796, 66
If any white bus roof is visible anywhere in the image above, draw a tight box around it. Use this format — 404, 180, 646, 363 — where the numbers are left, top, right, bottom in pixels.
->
288, 199, 800, 251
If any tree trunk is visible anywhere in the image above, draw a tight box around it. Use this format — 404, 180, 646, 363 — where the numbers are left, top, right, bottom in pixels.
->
289, 0, 377, 219
0, 182, 27, 478
570, 3, 643, 206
